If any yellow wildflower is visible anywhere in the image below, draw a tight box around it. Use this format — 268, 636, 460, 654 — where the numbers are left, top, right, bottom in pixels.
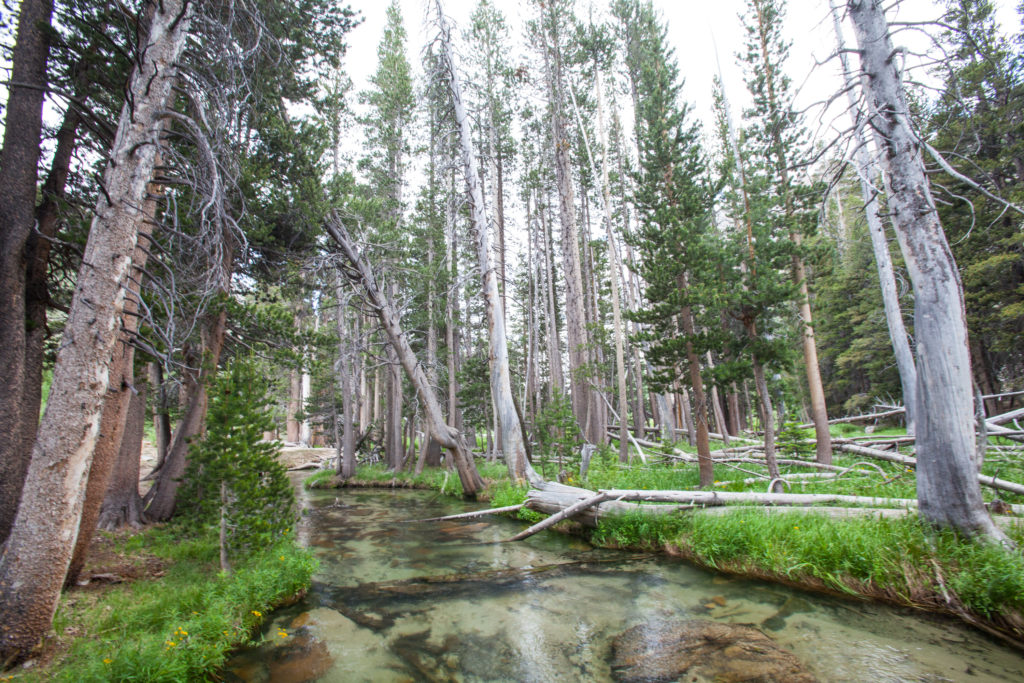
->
103, 658, 113, 665
252, 610, 262, 617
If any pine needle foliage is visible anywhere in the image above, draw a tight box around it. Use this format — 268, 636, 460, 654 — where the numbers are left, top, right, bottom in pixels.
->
180, 359, 296, 564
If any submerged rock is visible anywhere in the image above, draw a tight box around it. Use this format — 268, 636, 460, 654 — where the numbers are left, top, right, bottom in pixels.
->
610, 619, 817, 683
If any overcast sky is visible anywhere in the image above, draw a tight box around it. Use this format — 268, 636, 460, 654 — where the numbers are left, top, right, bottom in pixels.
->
340, 0, 1021, 138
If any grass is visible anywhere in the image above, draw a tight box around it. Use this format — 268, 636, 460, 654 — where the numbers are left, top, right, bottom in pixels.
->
298, 424, 1024, 641
594, 508, 1024, 624
14, 524, 315, 683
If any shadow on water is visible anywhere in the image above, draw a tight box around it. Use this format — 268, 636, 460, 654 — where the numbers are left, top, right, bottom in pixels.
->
224, 478, 1024, 682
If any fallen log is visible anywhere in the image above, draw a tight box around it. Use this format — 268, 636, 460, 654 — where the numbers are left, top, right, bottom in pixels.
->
406, 504, 523, 523
833, 442, 916, 466
508, 492, 609, 541
799, 407, 906, 429
516, 488, 1024, 534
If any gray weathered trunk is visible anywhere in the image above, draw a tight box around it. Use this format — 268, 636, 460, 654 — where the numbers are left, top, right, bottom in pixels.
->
829, 0, 917, 434
436, 4, 540, 486
327, 217, 485, 497
847, 0, 1002, 540
0, 0, 193, 661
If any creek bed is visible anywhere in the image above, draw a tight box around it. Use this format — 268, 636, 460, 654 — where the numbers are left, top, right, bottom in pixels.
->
224, 480, 1024, 682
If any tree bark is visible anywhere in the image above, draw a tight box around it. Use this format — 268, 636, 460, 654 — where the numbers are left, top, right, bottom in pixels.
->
65, 170, 162, 585
828, 0, 917, 434
97, 380, 148, 531
749, 2, 832, 464
327, 217, 485, 496
848, 0, 1003, 540
336, 275, 356, 479
0, 0, 54, 544
0, 0, 193, 661
437, 6, 540, 485
539, 9, 594, 443
144, 237, 232, 522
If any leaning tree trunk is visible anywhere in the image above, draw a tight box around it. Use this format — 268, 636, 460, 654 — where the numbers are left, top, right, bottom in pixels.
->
326, 217, 486, 497
829, 0, 917, 434
144, 238, 232, 522
436, 2, 541, 486
848, 0, 1003, 540
66, 147, 164, 586
0, 0, 193, 662
97, 380, 148, 531
0, 0, 53, 544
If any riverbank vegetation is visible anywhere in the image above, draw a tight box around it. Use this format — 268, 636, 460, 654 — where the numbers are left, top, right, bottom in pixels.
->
5, 526, 314, 683
3, 0, 1024, 672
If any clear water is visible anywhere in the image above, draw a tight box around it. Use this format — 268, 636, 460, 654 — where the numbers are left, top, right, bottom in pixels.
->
224, 482, 1024, 682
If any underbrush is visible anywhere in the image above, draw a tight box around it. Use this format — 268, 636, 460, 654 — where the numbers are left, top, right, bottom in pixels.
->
21, 525, 315, 683
305, 461, 509, 498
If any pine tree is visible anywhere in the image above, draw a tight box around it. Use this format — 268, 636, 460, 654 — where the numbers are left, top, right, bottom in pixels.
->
180, 359, 295, 574
619, 0, 718, 486
741, 0, 832, 463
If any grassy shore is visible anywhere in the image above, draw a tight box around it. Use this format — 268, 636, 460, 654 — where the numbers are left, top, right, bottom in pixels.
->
309, 429, 1024, 646
6, 525, 315, 683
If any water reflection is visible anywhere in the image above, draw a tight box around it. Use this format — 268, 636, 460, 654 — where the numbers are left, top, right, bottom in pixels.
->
225, 482, 1024, 682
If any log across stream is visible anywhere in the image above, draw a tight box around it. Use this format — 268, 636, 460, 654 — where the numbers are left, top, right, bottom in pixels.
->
222, 477, 1024, 682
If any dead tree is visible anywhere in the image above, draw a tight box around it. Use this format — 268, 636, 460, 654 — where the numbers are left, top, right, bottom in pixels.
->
434, 0, 542, 486
326, 216, 486, 497
847, 0, 1003, 541
828, 0, 918, 434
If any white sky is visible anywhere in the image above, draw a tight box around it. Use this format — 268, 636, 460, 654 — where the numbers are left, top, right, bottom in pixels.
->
341, 0, 1021, 138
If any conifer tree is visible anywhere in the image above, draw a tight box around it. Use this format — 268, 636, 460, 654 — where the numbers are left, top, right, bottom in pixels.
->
742, 0, 832, 463
620, 0, 717, 485
361, 0, 415, 470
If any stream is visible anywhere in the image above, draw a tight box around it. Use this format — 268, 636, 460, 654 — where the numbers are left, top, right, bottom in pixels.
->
224, 478, 1024, 682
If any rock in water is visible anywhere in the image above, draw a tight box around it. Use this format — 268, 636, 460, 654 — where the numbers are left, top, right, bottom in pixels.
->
610, 619, 816, 683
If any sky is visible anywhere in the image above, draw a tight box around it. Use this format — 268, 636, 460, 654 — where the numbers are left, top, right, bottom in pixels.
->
340, 0, 1022, 140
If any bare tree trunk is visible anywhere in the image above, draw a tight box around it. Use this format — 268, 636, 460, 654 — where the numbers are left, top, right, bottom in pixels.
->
436, 5, 540, 485
144, 237, 232, 522
386, 328, 404, 470
829, 0, 917, 434
540, 196, 564, 397
336, 275, 355, 479
327, 217, 485, 496
847, 0, 1003, 540
0, 0, 192, 660
98, 379, 148, 531
148, 362, 171, 470
570, 71, 630, 462
66, 168, 163, 585
539, 11, 593, 442
0, 0, 54, 543
706, 352, 730, 446
287, 367, 301, 443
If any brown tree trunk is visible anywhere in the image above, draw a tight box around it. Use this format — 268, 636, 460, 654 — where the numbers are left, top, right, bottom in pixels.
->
66, 171, 162, 584
0, 0, 192, 661
680, 303, 713, 487
287, 368, 301, 443
144, 236, 233, 522
97, 380, 148, 531
849, 0, 1003, 540
540, 11, 593, 442
0, 0, 54, 544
